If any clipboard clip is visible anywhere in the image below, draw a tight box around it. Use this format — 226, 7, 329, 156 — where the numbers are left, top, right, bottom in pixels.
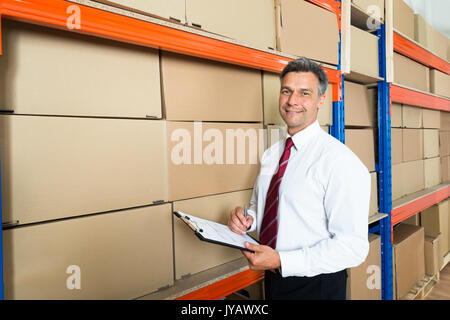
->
174, 211, 203, 232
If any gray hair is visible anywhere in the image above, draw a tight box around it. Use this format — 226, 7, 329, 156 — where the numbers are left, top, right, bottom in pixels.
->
280, 57, 328, 97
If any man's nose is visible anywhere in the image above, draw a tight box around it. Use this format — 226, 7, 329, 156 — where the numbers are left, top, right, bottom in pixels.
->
287, 92, 300, 106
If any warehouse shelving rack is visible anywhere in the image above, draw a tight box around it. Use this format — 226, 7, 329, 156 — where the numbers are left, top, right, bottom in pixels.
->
389, 29, 450, 232
387, 28, 450, 289
3, 0, 443, 301
0, 0, 343, 300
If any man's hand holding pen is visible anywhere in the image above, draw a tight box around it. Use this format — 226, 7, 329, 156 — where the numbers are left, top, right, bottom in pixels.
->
228, 206, 253, 235
227, 206, 281, 272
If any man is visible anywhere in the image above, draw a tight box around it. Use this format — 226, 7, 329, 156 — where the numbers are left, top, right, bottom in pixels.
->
228, 57, 370, 300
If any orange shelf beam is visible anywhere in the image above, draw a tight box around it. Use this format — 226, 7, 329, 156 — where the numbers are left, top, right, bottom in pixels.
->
176, 269, 264, 300
306, 0, 341, 15
0, 0, 341, 88
391, 185, 450, 227
393, 31, 450, 75
390, 185, 450, 243
390, 84, 450, 112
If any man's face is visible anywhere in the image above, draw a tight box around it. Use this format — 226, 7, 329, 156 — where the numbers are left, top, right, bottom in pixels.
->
279, 71, 326, 135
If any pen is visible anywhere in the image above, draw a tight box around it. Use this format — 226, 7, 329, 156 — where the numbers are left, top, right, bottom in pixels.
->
244, 205, 247, 233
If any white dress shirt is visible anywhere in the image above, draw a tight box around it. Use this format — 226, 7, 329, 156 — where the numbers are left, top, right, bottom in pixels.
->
247, 120, 370, 277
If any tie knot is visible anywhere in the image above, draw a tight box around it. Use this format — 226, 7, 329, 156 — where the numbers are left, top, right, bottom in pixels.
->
285, 137, 294, 151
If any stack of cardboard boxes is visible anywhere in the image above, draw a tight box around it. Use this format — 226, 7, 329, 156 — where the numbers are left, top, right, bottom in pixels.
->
391, 0, 449, 201
421, 199, 449, 271
344, 81, 378, 219
441, 112, 450, 182
392, 223, 425, 300
391, 105, 442, 200
0, 20, 174, 299
394, 197, 449, 300
0, 18, 265, 299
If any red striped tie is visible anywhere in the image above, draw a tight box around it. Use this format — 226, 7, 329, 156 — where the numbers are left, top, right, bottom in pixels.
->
260, 137, 294, 249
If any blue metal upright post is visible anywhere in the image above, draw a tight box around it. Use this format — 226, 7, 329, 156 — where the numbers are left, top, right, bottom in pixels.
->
377, 23, 393, 300
330, 0, 345, 143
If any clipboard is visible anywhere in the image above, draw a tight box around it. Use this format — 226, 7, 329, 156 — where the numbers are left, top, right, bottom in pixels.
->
173, 211, 259, 253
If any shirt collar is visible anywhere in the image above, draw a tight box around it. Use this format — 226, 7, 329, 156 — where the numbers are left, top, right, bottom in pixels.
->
286, 120, 321, 150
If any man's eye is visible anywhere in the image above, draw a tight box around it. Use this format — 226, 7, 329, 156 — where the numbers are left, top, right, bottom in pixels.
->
302, 92, 310, 96
281, 90, 290, 95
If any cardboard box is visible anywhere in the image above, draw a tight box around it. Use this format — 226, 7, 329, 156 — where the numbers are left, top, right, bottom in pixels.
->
0, 20, 162, 118
369, 172, 378, 216
350, 26, 379, 78
351, 0, 385, 22
431, 28, 448, 62
403, 214, 420, 226
0, 115, 168, 225
391, 163, 404, 200
414, 14, 434, 52
441, 111, 450, 131
424, 157, 441, 189
3, 203, 174, 299
421, 199, 449, 257
402, 129, 424, 162
345, 129, 376, 172
424, 233, 443, 277
393, 53, 430, 93
276, 0, 339, 65
402, 105, 423, 128
344, 81, 376, 127
414, 14, 447, 61
265, 124, 286, 149
391, 103, 403, 128
391, 128, 403, 165
430, 69, 450, 98
448, 37, 450, 62
186, 0, 276, 50
166, 121, 262, 201
262, 71, 333, 126
441, 156, 450, 182
161, 52, 263, 122
393, 0, 415, 39
263, 72, 282, 126
423, 129, 440, 159
403, 160, 425, 196
97, 0, 185, 22
173, 189, 254, 279
321, 126, 330, 134
347, 234, 381, 300
393, 224, 425, 300
422, 109, 440, 129
440, 131, 450, 157
392, 160, 425, 199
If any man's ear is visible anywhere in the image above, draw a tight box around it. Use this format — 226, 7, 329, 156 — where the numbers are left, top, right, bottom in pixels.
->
317, 93, 326, 110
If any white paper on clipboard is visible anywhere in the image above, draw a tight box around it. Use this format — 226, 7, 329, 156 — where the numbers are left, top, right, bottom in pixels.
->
174, 211, 259, 252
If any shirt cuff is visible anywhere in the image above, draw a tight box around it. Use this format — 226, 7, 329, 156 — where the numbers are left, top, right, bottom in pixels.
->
278, 249, 307, 278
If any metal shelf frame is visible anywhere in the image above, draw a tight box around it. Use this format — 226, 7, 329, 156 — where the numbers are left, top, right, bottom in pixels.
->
6, 0, 447, 301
